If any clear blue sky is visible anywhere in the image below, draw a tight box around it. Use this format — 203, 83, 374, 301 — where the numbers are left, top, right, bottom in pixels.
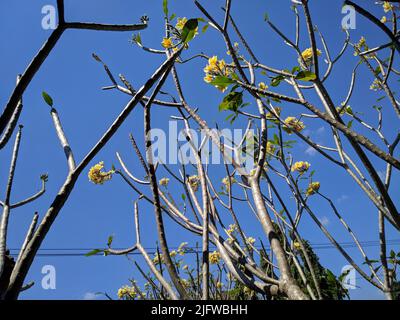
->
0, 0, 399, 300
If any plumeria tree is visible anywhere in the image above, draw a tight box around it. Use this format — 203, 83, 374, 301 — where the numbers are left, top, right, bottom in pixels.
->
0, 0, 399, 300
86, 0, 400, 300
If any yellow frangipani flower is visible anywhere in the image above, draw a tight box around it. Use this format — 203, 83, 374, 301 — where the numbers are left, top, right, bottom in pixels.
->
293, 241, 302, 250
258, 82, 268, 91
208, 55, 218, 66
204, 74, 213, 83
203, 55, 233, 92
291, 161, 311, 173
209, 251, 221, 264
218, 59, 226, 70
161, 37, 173, 49
88, 161, 114, 185
284, 117, 305, 133
266, 141, 275, 156
306, 181, 321, 196
266, 107, 281, 119
246, 237, 256, 245
244, 286, 254, 296
159, 177, 170, 186
301, 47, 322, 61
117, 286, 137, 300
383, 1, 392, 13
176, 17, 188, 30
222, 176, 236, 187
169, 250, 177, 258
188, 175, 200, 192
227, 224, 238, 235
381, 16, 387, 23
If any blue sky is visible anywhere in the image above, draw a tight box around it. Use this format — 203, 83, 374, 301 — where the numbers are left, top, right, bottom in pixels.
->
0, 0, 399, 300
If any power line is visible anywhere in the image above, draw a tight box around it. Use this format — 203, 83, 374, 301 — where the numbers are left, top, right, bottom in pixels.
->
7, 239, 400, 257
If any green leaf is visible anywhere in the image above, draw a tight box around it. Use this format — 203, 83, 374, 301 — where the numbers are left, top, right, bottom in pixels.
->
181, 194, 186, 201
107, 235, 114, 247
202, 24, 209, 33
169, 13, 176, 21
271, 75, 284, 87
347, 120, 353, 129
132, 33, 142, 45
181, 18, 198, 44
345, 105, 353, 115
42, 91, 53, 107
218, 91, 243, 112
211, 76, 235, 87
291, 66, 301, 74
85, 249, 102, 257
295, 71, 317, 82
163, 0, 169, 17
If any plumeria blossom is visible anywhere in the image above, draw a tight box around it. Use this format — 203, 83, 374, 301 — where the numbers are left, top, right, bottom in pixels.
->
88, 161, 114, 185
291, 161, 311, 173
159, 177, 170, 186
188, 175, 200, 192
117, 285, 137, 300
306, 181, 321, 196
383, 1, 392, 13
161, 37, 174, 49
284, 117, 305, 133
209, 251, 221, 264
299, 47, 322, 68
203, 55, 233, 92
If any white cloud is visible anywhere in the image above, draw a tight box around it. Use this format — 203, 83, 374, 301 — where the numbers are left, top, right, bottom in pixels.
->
320, 216, 330, 226
83, 292, 98, 300
337, 194, 349, 203
316, 126, 325, 135
305, 145, 318, 156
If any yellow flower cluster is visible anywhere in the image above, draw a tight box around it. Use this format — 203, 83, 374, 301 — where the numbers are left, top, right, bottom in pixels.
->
383, 1, 392, 13
306, 181, 320, 196
161, 37, 174, 49
243, 286, 255, 296
300, 48, 322, 67
293, 241, 302, 250
203, 56, 232, 92
152, 253, 164, 264
284, 117, 305, 133
227, 224, 238, 235
88, 161, 114, 185
258, 82, 268, 91
161, 17, 199, 49
188, 175, 200, 192
354, 37, 370, 57
246, 237, 256, 245
181, 279, 190, 288
152, 248, 180, 264
209, 251, 221, 264
291, 161, 311, 173
266, 141, 275, 156
370, 78, 383, 91
222, 176, 236, 187
381, 16, 387, 23
159, 177, 170, 186
117, 285, 137, 299
266, 107, 281, 119
176, 17, 188, 30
